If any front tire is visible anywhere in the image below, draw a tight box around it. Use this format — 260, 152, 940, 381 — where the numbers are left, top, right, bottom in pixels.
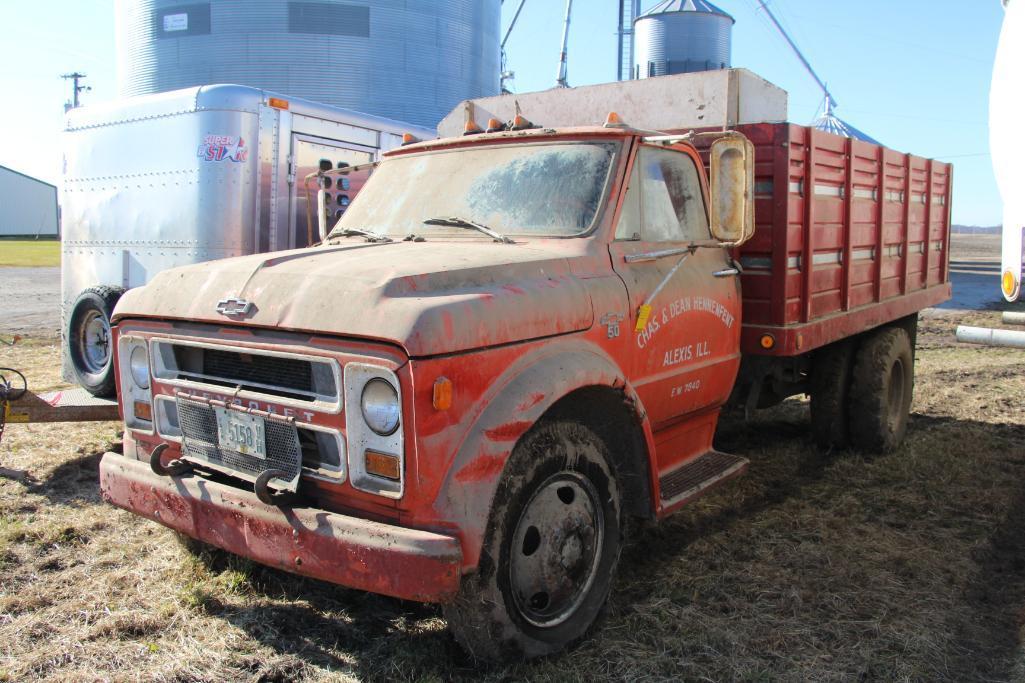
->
67, 286, 124, 397
849, 327, 914, 453
443, 422, 623, 661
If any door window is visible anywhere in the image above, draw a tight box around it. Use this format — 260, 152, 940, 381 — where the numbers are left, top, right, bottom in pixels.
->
615, 147, 710, 242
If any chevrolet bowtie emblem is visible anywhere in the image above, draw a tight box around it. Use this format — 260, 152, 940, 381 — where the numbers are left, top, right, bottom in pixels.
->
215, 297, 254, 317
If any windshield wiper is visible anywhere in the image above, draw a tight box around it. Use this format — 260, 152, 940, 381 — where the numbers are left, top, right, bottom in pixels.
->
329, 227, 392, 243
422, 217, 514, 244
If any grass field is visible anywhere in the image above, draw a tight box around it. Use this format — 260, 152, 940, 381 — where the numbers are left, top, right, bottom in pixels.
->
1, 309, 1024, 681
0, 240, 60, 268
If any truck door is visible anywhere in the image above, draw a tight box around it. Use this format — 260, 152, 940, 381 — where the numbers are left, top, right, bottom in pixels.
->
609, 144, 742, 428
289, 135, 374, 248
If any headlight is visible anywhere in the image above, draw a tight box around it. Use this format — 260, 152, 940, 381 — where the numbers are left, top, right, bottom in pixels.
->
361, 378, 399, 435
129, 344, 150, 389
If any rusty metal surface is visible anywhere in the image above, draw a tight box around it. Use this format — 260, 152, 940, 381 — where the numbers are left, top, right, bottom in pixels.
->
99, 452, 463, 603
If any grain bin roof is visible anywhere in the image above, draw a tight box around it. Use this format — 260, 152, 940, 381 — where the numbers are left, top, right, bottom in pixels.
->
641, 0, 735, 22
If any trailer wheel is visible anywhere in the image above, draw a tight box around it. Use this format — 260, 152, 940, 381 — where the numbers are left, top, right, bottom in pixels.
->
443, 422, 623, 661
810, 340, 855, 450
67, 286, 124, 397
849, 327, 914, 453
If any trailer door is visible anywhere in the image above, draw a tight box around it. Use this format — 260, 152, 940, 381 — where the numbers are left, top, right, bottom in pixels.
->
289, 134, 374, 249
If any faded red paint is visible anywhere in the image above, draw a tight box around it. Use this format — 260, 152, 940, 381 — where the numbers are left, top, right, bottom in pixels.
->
483, 420, 534, 442
517, 392, 546, 411
454, 453, 506, 483
104, 122, 950, 607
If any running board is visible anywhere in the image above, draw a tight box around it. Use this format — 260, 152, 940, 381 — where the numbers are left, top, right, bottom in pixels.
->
658, 450, 749, 505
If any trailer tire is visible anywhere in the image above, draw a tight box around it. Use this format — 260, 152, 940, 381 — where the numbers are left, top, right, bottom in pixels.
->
810, 340, 855, 450
443, 421, 623, 661
67, 286, 124, 397
849, 327, 914, 453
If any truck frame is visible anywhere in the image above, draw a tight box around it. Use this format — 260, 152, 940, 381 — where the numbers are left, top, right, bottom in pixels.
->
96, 74, 951, 660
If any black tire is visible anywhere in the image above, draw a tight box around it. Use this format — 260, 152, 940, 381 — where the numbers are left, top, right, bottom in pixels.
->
67, 285, 124, 397
849, 327, 914, 453
443, 422, 623, 661
810, 340, 855, 450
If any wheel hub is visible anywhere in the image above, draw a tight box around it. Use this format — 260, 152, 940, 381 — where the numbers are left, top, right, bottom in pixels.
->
509, 472, 604, 628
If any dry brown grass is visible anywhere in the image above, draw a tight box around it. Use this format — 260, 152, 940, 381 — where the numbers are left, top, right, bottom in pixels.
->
2, 315, 1025, 680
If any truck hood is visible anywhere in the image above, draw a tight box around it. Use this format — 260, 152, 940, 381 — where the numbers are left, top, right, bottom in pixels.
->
114, 240, 594, 357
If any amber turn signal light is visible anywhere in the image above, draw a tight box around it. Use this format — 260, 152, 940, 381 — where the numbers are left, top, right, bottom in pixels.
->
365, 450, 401, 481
1003, 270, 1019, 299
433, 376, 453, 410
759, 334, 775, 350
133, 400, 153, 422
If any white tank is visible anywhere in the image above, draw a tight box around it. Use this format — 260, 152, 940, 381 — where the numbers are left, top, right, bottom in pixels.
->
991, 0, 1024, 301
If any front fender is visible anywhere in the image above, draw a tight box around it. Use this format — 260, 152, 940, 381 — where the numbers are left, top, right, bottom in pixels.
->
431, 337, 654, 570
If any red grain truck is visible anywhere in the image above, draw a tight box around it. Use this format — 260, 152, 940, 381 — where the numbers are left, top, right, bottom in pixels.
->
97, 72, 951, 660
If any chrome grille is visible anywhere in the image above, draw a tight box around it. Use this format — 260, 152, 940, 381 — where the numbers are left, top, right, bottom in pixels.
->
176, 396, 302, 490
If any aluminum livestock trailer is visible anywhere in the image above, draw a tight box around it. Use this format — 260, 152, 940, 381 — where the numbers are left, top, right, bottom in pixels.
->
61, 84, 433, 396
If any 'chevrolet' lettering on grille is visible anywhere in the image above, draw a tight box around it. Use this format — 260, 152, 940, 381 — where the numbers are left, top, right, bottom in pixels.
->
215, 297, 254, 317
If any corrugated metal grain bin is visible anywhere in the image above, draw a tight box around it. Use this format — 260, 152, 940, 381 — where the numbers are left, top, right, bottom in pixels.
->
115, 0, 501, 128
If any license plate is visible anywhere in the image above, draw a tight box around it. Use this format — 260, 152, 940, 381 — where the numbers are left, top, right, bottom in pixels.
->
215, 407, 267, 459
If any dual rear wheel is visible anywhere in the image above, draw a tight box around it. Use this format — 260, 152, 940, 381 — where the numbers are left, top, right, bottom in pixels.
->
810, 324, 915, 453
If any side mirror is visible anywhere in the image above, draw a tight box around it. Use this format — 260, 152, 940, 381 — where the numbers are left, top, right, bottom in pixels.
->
317, 187, 330, 241
709, 134, 755, 246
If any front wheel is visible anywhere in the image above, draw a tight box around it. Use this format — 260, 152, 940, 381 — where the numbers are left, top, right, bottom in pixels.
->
67, 286, 124, 397
443, 422, 623, 661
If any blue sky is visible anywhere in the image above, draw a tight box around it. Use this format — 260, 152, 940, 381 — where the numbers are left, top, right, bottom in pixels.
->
0, 1, 1006, 225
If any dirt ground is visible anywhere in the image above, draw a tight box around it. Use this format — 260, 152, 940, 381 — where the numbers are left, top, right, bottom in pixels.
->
1, 237, 1024, 681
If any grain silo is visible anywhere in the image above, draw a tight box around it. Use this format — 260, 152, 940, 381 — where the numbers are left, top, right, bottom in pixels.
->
633, 0, 733, 79
114, 0, 501, 129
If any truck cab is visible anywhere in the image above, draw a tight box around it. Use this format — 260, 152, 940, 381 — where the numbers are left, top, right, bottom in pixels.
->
100, 118, 755, 659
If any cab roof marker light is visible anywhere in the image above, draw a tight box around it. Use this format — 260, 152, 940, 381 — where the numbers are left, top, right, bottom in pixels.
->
268, 97, 289, 110
464, 120, 483, 135
604, 111, 628, 128
486, 117, 506, 133
510, 114, 537, 131
401, 132, 420, 146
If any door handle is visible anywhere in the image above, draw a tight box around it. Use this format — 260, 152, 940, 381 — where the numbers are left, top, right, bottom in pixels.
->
713, 268, 740, 277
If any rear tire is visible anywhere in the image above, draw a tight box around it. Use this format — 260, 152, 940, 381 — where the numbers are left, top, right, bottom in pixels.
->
849, 327, 914, 453
67, 286, 124, 397
443, 422, 623, 661
810, 341, 855, 450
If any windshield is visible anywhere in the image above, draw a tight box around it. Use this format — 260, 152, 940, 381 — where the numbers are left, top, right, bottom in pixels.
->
329, 141, 618, 239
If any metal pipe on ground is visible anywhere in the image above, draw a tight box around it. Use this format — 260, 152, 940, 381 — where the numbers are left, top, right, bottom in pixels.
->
1002, 311, 1025, 326
956, 325, 1025, 349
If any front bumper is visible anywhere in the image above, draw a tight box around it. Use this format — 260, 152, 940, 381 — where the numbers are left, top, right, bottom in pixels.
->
99, 453, 463, 603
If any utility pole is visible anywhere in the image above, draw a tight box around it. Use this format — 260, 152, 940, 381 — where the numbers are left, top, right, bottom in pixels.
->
61, 72, 91, 112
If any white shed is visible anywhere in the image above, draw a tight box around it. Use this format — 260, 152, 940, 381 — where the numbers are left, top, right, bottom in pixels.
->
0, 165, 58, 237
